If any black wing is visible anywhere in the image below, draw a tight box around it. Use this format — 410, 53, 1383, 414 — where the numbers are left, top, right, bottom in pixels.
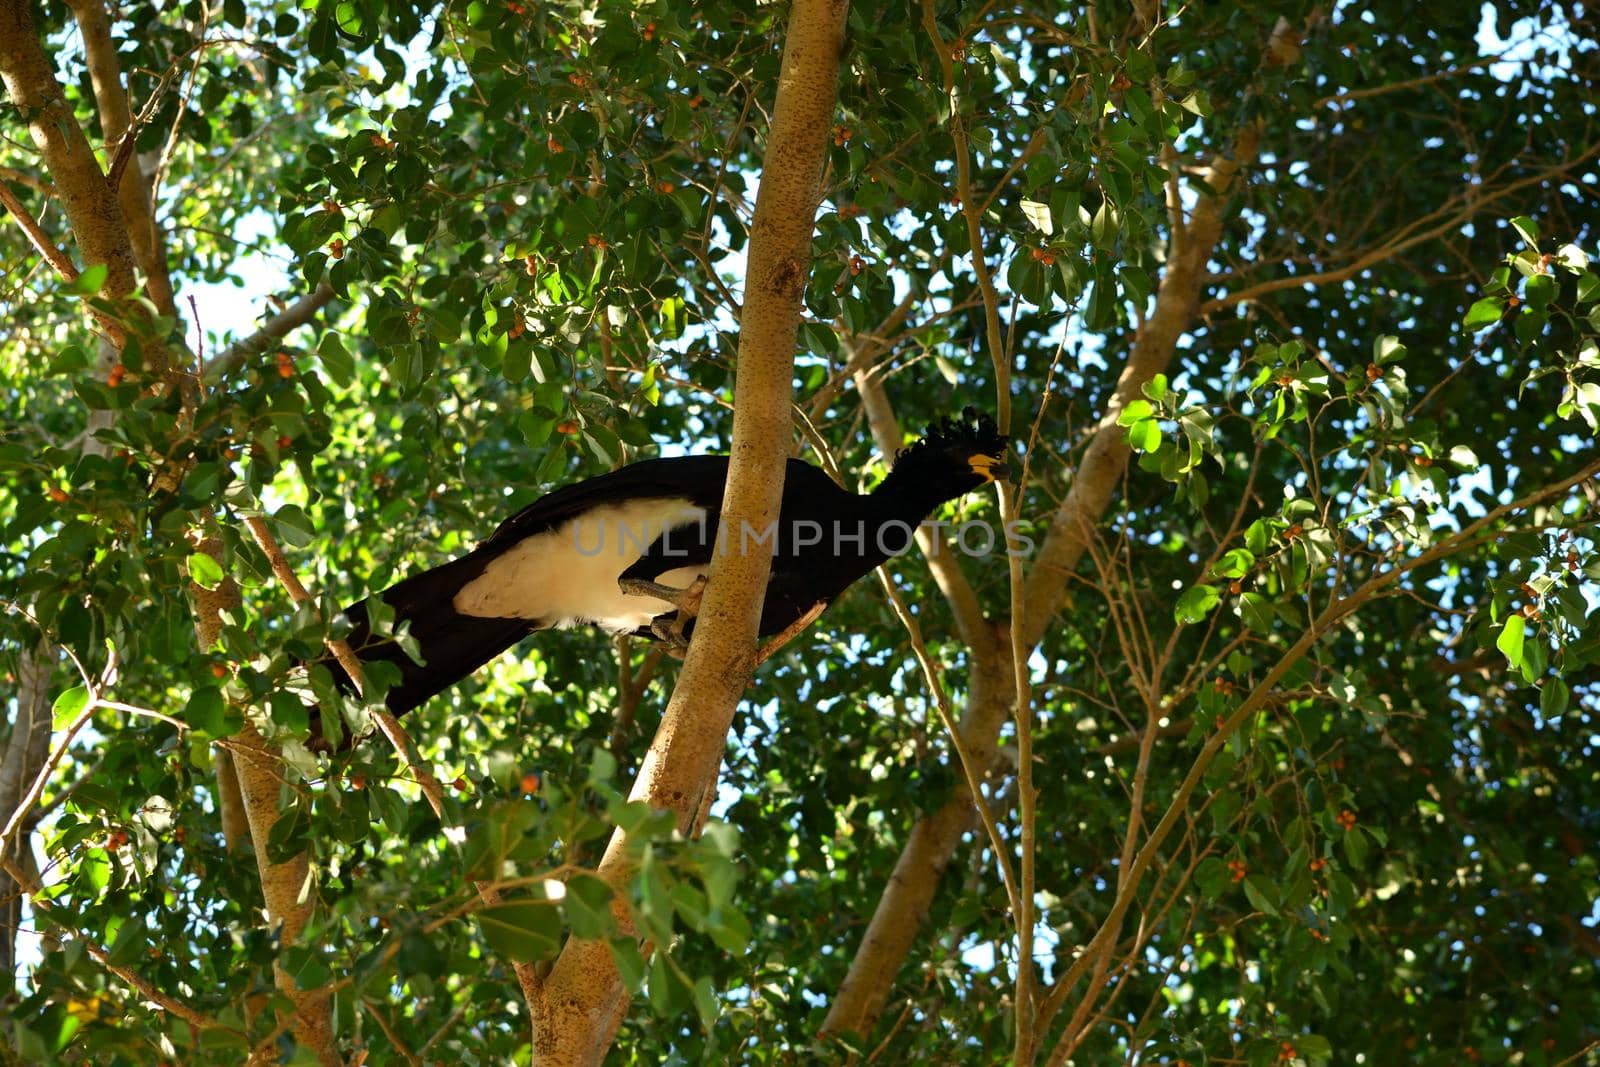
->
478, 455, 734, 550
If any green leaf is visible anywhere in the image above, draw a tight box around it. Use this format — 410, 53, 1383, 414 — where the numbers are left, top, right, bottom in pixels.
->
1343, 825, 1369, 868
1462, 297, 1504, 329
1556, 243, 1588, 272
476, 900, 562, 963
647, 953, 690, 1016
187, 552, 225, 590
1019, 198, 1052, 235
1297, 1035, 1333, 1059
1116, 399, 1153, 426
657, 296, 684, 340
1174, 584, 1221, 624
1539, 676, 1569, 719
610, 937, 647, 993
1496, 615, 1526, 670
52, 686, 91, 730
691, 975, 719, 1028
1193, 857, 1229, 898
104, 915, 147, 967
1212, 548, 1255, 579
1509, 215, 1539, 250
317, 332, 355, 387
184, 687, 228, 735
562, 875, 616, 939
63, 263, 109, 297
274, 505, 317, 548
1242, 873, 1278, 916
1238, 592, 1273, 634
1127, 418, 1160, 453
280, 946, 332, 990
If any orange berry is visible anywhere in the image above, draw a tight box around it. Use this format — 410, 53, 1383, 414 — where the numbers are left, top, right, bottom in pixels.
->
557, 419, 580, 435
520, 772, 541, 793
350, 774, 366, 790
107, 363, 127, 386
1337, 809, 1357, 831
452, 776, 470, 792
210, 663, 227, 678
47, 486, 68, 503
276, 435, 292, 449
329, 237, 345, 260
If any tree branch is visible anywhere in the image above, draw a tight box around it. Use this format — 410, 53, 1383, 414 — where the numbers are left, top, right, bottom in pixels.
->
65, 0, 177, 315
0, 180, 79, 281
207, 280, 337, 381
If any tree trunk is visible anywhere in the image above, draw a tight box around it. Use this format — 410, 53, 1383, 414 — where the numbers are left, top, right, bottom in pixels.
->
529, 1, 850, 1061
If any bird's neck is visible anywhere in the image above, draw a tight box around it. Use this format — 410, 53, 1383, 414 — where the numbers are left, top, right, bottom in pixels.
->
862, 463, 955, 527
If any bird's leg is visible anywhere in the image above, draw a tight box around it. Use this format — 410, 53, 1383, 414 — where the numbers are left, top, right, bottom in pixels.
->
619, 574, 708, 648
754, 601, 826, 666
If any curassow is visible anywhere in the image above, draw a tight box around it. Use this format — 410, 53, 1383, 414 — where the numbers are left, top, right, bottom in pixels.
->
315, 408, 1009, 727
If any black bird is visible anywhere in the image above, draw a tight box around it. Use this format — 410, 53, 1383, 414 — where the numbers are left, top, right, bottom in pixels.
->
318, 408, 1009, 722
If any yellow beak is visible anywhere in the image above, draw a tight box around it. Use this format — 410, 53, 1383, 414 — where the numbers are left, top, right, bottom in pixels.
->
970, 454, 1011, 483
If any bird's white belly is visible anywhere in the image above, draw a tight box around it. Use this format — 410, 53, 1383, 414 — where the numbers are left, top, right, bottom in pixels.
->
454, 498, 708, 632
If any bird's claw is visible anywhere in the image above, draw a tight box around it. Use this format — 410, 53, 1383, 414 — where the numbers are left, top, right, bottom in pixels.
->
622, 574, 707, 650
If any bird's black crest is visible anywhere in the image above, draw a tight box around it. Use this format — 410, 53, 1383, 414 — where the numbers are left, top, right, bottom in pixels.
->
897, 406, 1009, 462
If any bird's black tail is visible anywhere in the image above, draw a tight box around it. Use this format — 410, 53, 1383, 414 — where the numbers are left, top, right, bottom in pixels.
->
309, 553, 534, 745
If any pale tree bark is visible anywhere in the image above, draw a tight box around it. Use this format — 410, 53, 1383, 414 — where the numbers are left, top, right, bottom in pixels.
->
65, 0, 177, 316
529, 1, 849, 1061
822, 123, 1263, 1040
192, 542, 340, 1066
0, 0, 136, 297
230, 727, 339, 1066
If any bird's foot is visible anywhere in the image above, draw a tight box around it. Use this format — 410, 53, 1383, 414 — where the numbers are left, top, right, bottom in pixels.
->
622, 575, 708, 649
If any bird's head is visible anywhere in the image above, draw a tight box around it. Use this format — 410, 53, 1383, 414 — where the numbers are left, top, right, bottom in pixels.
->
892, 407, 1012, 497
